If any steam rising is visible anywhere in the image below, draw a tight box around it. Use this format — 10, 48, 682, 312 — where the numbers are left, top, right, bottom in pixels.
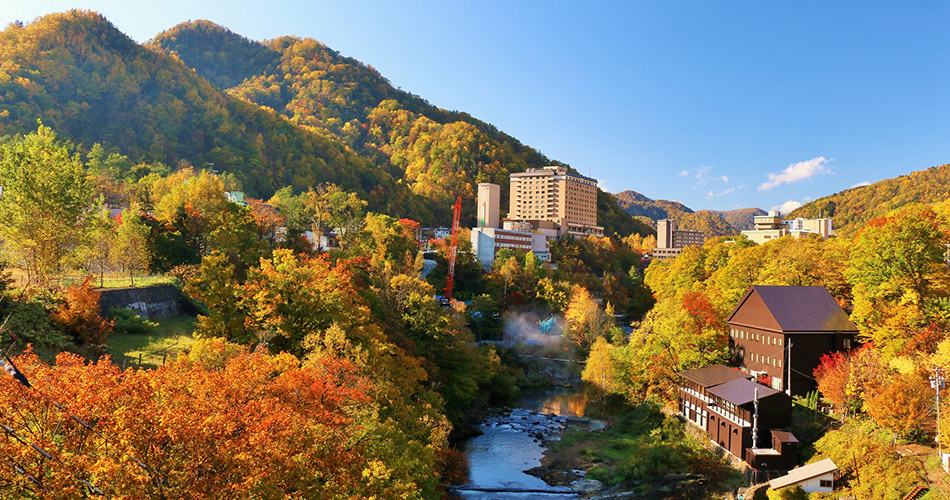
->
502, 311, 564, 349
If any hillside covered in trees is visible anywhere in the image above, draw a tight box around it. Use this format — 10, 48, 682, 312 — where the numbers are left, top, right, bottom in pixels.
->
614, 189, 757, 236
0, 11, 648, 235
789, 163, 950, 236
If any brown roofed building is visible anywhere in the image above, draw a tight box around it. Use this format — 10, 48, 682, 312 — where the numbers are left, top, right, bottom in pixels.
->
727, 286, 858, 396
678, 365, 797, 469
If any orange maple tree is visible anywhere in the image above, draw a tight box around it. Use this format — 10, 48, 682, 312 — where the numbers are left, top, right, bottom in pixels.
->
0, 341, 378, 499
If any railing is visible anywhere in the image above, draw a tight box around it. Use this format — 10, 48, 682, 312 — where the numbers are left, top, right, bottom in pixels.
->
901, 485, 929, 500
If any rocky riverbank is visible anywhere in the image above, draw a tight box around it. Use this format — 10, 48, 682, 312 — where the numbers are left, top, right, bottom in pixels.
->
525, 412, 725, 500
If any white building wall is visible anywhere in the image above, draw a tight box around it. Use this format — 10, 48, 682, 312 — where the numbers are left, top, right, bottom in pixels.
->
798, 473, 834, 493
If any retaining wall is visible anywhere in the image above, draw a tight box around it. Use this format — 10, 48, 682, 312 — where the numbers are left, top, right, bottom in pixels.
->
98, 284, 187, 320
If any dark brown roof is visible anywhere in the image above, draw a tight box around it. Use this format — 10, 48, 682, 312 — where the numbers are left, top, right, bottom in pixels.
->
708, 378, 783, 405
771, 429, 799, 443
727, 286, 858, 333
678, 364, 751, 388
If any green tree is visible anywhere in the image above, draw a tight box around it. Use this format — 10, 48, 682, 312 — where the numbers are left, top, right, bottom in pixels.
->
846, 206, 950, 356
112, 208, 151, 285
0, 123, 94, 285
83, 208, 116, 288
185, 251, 249, 342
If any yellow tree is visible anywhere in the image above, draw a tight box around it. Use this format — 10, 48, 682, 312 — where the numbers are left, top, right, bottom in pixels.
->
565, 285, 611, 350
582, 336, 618, 393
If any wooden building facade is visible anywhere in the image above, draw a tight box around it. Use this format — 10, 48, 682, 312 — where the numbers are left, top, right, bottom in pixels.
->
679, 364, 797, 469
727, 286, 859, 396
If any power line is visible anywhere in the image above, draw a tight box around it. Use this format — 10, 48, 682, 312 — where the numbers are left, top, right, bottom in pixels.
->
0, 346, 164, 497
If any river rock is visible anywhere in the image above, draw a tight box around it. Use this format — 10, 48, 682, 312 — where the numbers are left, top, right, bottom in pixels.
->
571, 478, 604, 494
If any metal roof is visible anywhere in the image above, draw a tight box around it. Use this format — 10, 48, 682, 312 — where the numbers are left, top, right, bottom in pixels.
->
707, 378, 783, 406
727, 286, 858, 333
771, 429, 799, 443
678, 364, 751, 388
769, 458, 838, 490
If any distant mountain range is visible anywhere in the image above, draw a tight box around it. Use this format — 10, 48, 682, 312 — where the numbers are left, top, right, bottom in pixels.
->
614, 190, 766, 236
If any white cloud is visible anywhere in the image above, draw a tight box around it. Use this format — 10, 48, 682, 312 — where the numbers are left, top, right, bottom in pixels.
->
706, 187, 738, 199
758, 157, 832, 191
772, 200, 802, 214
679, 170, 689, 177
692, 165, 713, 184
721, 176, 729, 183
803, 196, 813, 202
851, 181, 871, 188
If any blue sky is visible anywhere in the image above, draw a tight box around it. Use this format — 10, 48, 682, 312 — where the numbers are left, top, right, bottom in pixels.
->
3, 1, 949, 212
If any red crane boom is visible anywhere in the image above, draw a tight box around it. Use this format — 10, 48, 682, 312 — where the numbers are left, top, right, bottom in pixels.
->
443, 195, 462, 303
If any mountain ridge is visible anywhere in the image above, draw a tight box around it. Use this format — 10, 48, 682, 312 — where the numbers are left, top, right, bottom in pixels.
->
614, 189, 765, 236
788, 163, 950, 236
0, 12, 650, 235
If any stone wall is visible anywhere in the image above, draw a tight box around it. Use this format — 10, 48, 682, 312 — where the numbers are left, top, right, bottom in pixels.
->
98, 284, 187, 320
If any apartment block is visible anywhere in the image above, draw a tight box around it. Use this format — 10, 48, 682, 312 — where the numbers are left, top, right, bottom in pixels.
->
508, 166, 603, 238
652, 218, 705, 260
477, 183, 500, 228
471, 182, 551, 267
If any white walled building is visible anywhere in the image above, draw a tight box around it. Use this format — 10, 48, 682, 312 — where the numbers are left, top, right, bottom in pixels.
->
741, 211, 834, 245
768, 458, 837, 494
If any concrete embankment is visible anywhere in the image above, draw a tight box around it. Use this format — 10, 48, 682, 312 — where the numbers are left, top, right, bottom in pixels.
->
98, 284, 193, 319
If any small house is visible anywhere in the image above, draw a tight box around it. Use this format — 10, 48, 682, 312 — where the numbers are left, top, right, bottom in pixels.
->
769, 458, 838, 493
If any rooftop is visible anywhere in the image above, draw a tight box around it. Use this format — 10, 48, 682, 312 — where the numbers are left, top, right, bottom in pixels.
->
707, 378, 783, 406
771, 429, 799, 443
727, 285, 858, 333
678, 364, 751, 388
769, 458, 838, 490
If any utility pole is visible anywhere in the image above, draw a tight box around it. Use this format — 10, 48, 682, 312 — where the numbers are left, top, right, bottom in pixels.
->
752, 387, 759, 449
786, 338, 793, 396
931, 367, 945, 458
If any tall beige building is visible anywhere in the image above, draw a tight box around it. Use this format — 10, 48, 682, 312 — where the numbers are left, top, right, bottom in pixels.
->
477, 183, 501, 228
508, 166, 603, 237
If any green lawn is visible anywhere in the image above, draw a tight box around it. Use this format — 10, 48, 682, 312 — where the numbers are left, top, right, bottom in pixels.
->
8, 268, 176, 289
106, 315, 197, 369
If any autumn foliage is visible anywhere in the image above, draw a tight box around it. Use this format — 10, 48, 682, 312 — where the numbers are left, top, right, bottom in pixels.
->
49, 278, 113, 345
0, 342, 387, 499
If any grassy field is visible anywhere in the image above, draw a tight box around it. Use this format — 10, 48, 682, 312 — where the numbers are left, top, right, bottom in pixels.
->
106, 315, 197, 368
8, 268, 176, 289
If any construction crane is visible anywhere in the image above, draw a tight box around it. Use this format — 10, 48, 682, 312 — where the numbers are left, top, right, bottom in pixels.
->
442, 195, 462, 305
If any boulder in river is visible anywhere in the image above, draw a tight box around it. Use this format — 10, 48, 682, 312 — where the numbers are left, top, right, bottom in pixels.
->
571, 478, 604, 494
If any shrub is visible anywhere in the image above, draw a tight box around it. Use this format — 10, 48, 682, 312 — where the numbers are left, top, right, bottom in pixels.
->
766, 485, 808, 500
2, 301, 69, 349
49, 278, 113, 345
107, 308, 156, 336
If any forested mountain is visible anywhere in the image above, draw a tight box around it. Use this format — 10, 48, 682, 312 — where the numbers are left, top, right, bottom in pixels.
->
0, 12, 649, 234
708, 207, 766, 231
614, 189, 744, 236
788, 163, 950, 236
148, 20, 573, 228
0, 11, 397, 204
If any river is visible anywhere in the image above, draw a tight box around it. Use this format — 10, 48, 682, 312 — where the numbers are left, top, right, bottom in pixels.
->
456, 386, 590, 500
